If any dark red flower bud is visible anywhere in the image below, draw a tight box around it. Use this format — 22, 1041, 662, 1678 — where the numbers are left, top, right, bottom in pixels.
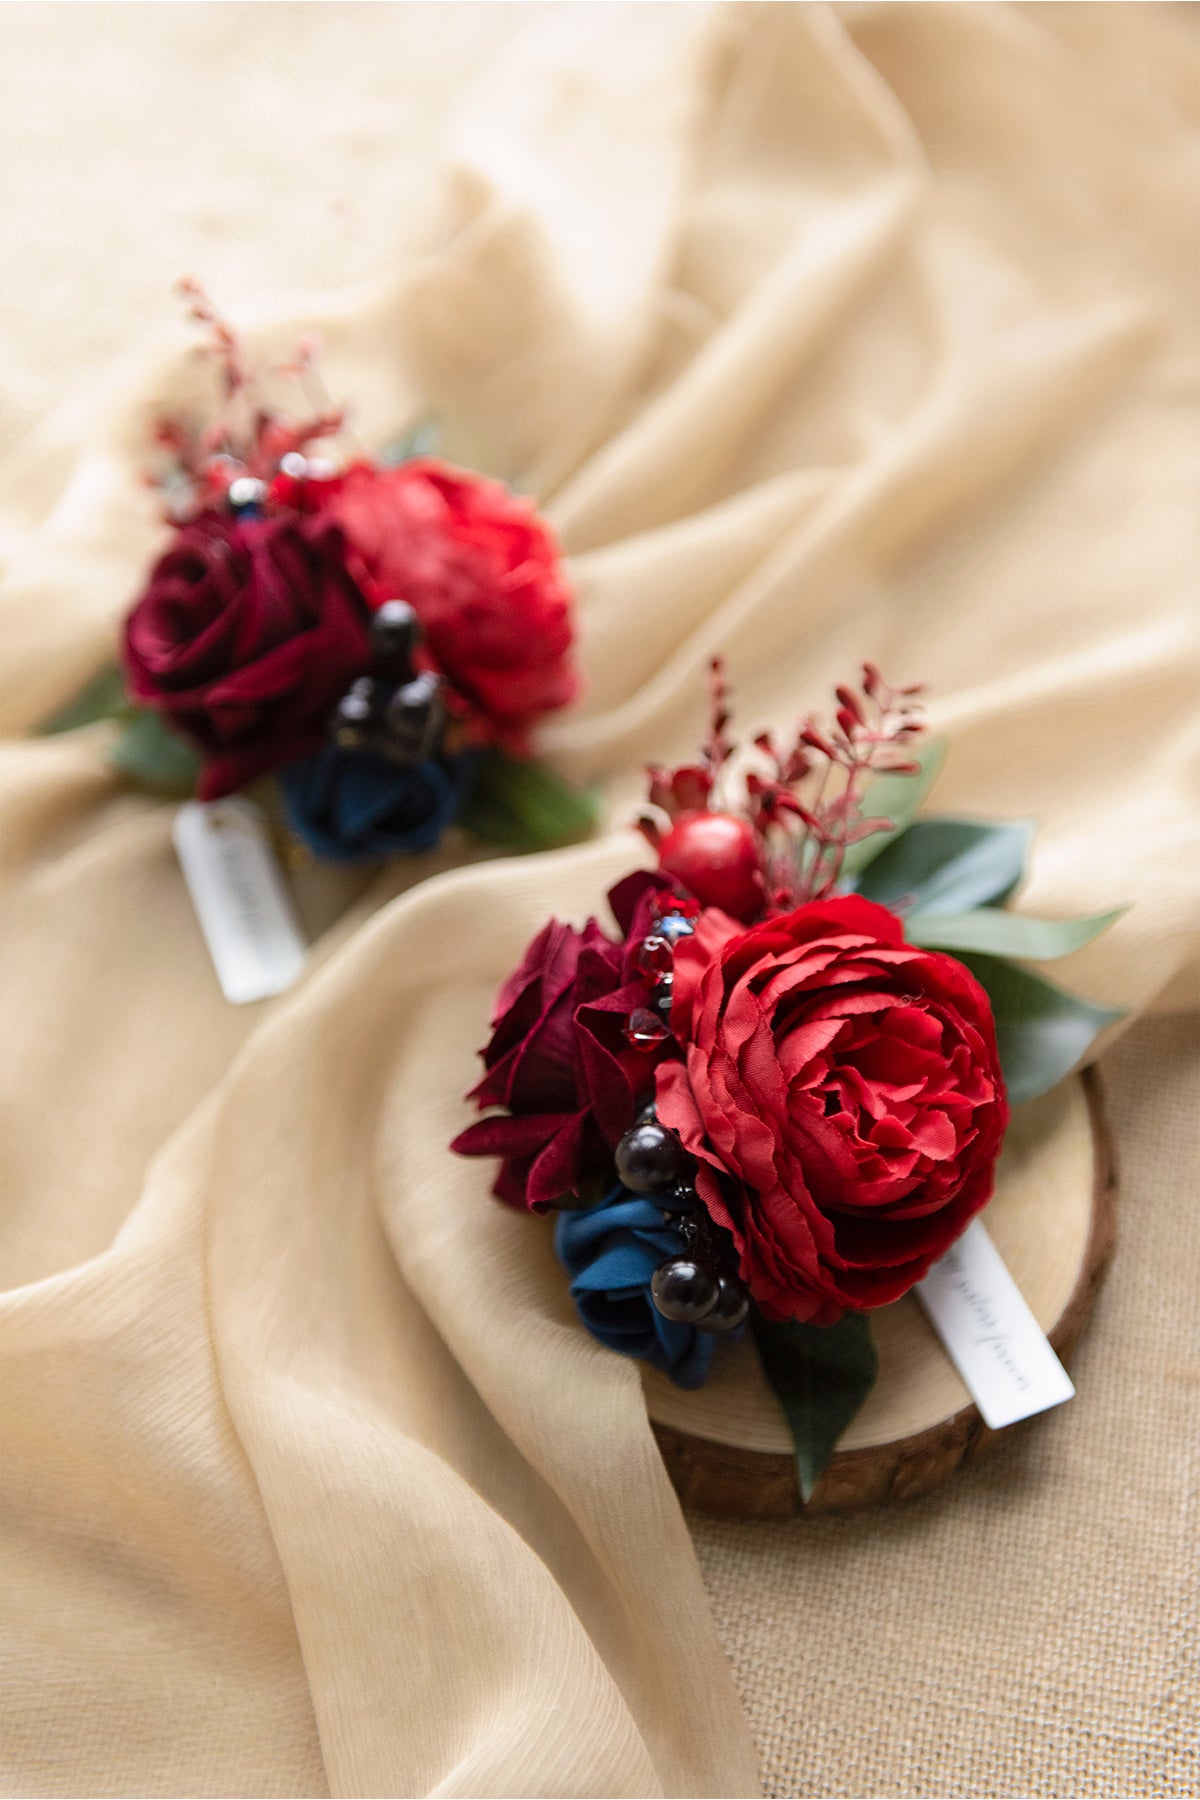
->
835, 684, 865, 723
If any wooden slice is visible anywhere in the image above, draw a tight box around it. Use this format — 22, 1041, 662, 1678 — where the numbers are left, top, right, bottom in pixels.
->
644, 1069, 1116, 1518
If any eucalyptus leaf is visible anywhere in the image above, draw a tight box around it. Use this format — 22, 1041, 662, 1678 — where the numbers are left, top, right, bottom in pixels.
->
750, 1311, 878, 1503
458, 750, 599, 853
39, 662, 133, 735
839, 737, 948, 879
111, 710, 202, 798
907, 906, 1123, 961
855, 816, 1034, 915
957, 951, 1123, 1105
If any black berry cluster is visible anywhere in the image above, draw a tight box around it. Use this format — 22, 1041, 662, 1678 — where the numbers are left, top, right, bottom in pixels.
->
613, 1095, 749, 1338
329, 601, 448, 766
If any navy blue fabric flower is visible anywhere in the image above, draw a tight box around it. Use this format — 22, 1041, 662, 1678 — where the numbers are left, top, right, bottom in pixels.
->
280, 746, 474, 863
554, 1186, 717, 1389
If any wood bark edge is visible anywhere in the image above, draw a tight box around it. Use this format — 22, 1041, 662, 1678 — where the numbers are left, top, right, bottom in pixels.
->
652, 1067, 1118, 1519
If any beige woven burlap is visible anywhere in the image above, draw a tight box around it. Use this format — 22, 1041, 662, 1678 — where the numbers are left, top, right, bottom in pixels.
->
2, 6, 1197, 1797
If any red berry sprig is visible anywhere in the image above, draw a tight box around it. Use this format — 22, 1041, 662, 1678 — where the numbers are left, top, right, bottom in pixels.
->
637, 661, 764, 921
147, 278, 347, 518
751, 662, 925, 905
637, 659, 926, 918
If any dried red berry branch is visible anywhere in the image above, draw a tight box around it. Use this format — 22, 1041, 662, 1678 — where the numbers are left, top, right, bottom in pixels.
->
755, 663, 925, 904
148, 280, 347, 514
640, 657, 737, 838
638, 659, 926, 917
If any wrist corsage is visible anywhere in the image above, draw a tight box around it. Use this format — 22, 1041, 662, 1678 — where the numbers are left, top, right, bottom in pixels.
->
42, 282, 592, 862
453, 662, 1122, 1505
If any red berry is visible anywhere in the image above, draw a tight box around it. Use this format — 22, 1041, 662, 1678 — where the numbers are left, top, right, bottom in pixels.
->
657, 811, 764, 922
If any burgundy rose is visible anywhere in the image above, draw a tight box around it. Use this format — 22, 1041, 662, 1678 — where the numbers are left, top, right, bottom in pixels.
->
320, 458, 579, 750
123, 510, 372, 800
656, 895, 1008, 1324
452, 874, 673, 1209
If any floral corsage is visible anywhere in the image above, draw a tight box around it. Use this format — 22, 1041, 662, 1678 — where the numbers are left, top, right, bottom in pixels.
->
453, 662, 1122, 1493
43, 283, 592, 862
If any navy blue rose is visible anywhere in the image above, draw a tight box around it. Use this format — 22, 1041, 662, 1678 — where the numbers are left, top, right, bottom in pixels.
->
554, 1186, 717, 1389
280, 746, 475, 863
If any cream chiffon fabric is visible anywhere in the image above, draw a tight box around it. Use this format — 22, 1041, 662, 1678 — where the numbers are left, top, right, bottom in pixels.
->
1, 5, 1197, 1797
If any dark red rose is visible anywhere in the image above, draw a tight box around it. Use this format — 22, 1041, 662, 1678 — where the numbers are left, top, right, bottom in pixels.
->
452, 874, 672, 1209
656, 895, 1008, 1324
321, 459, 579, 749
123, 510, 373, 800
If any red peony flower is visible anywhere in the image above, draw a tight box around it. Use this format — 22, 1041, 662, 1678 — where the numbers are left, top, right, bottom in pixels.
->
320, 458, 578, 749
452, 874, 673, 1209
655, 895, 1008, 1324
123, 510, 372, 800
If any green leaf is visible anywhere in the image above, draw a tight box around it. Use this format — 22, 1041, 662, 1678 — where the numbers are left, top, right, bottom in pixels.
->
110, 710, 202, 798
855, 816, 1034, 915
907, 906, 1124, 961
458, 750, 600, 853
381, 416, 440, 465
839, 737, 948, 879
39, 662, 133, 735
750, 1311, 878, 1503
956, 952, 1123, 1104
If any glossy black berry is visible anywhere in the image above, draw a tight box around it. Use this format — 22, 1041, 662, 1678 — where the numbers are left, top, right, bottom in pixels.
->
331, 676, 383, 749
658, 1182, 697, 1213
381, 672, 446, 764
696, 1276, 750, 1335
650, 1258, 719, 1324
370, 599, 421, 671
614, 1120, 683, 1194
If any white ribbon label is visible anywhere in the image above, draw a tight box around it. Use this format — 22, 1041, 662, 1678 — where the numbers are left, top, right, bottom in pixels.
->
916, 1219, 1075, 1430
173, 799, 307, 1005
